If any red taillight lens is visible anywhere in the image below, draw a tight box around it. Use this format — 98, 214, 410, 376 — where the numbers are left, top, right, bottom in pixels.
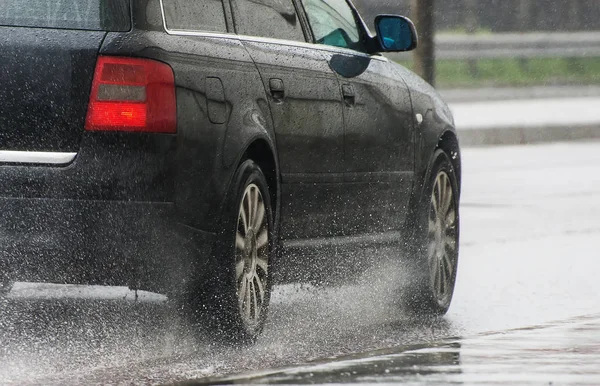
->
85, 56, 176, 133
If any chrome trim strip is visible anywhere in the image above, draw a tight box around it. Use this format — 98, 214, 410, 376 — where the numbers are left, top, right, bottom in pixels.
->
159, 0, 237, 39
159, 0, 169, 34
0, 151, 77, 165
164, 29, 236, 39
164, 29, 388, 61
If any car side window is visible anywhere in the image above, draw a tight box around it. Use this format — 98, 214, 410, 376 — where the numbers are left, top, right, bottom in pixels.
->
231, 0, 305, 42
300, 0, 365, 51
163, 0, 227, 33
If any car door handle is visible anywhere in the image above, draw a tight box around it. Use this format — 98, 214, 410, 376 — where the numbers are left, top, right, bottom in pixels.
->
269, 78, 285, 102
342, 84, 355, 106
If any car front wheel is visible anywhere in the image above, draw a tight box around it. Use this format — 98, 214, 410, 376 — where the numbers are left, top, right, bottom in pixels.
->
406, 149, 460, 315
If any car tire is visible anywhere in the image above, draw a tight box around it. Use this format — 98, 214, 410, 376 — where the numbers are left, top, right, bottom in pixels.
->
190, 159, 274, 343
405, 149, 460, 315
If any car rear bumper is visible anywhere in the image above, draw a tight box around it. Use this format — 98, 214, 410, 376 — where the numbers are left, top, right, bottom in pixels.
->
0, 200, 214, 295
0, 132, 220, 294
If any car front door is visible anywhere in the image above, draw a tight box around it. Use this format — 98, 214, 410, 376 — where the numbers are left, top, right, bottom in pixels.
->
299, 0, 415, 235
230, 0, 346, 240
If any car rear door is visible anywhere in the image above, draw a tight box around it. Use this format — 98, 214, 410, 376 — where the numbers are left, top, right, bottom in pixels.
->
0, 0, 130, 153
299, 0, 415, 235
230, 0, 347, 240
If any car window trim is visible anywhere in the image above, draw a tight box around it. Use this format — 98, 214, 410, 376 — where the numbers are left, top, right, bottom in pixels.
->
161, 25, 388, 63
290, 0, 313, 43
294, 0, 372, 53
290, 0, 314, 43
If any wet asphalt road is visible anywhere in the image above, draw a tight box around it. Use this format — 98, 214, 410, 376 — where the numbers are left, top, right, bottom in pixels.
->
1, 141, 599, 385
198, 314, 600, 385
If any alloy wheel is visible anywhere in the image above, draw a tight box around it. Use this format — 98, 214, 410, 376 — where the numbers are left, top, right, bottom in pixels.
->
427, 171, 458, 306
235, 183, 269, 329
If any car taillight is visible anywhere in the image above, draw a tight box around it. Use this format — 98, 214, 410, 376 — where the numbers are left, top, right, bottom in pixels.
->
85, 56, 176, 133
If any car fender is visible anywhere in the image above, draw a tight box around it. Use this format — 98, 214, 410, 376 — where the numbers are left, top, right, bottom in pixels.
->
399, 71, 460, 234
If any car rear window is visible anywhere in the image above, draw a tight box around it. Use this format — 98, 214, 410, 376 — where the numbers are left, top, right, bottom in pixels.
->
231, 0, 305, 42
0, 0, 131, 31
162, 0, 228, 33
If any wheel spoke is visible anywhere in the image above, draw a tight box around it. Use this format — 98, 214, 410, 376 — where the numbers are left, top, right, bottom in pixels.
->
445, 208, 456, 227
252, 188, 260, 229
257, 228, 268, 249
438, 175, 446, 211
238, 276, 248, 304
245, 279, 252, 319
254, 274, 265, 303
443, 251, 454, 279
255, 201, 265, 230
427, 241, 436, 261
431, 189, 439, 216
256, 256, 268, 274
240, 205, 249, 234
245, 191, 253, 232
428, 218, 436, 235
251, 279, 259, 321
235, 259, 245, 281
440, 179, 447, 215
439, 261, 447, 295
443, 181, 453, 215
432, 259, 440, 292
436, 175, 443, 210
236, 232, 245, 251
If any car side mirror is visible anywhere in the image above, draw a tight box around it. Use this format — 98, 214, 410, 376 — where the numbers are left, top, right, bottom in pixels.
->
374, 15, 418, 52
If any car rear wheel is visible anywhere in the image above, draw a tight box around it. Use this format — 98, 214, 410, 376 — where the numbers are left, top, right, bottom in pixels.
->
194, 160, 274, 343
406, 149, 459, 315
233, 180, 271, 337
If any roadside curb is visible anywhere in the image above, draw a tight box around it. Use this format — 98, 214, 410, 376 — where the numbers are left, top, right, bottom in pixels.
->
440, 86, 600, 104
450, 97, 600, 147
458, 124, 600, 147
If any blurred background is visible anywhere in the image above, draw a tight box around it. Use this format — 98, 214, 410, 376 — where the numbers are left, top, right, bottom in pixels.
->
354, 0, 600, 93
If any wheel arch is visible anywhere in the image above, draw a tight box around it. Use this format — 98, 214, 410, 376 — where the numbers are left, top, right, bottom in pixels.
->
404, 126, 461, 237
435, 130, 462, 195
241, 138, 280, 215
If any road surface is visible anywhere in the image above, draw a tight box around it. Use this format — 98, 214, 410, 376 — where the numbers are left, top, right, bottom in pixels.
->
1, 140, 599, 385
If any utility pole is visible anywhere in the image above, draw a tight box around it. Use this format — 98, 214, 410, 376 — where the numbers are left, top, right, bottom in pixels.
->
464, 0, 478, 77
411, 0, 436, 86
517, 0, 531, 71
568, 0, 581, 31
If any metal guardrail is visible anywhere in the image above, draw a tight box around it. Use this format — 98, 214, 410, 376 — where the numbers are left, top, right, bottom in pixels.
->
386, 32, 600, 61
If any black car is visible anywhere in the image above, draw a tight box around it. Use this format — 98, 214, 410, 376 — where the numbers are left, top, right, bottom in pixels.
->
0, 0, 461, 341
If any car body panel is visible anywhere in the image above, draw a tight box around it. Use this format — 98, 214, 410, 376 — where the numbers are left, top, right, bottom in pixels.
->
240, 38, 349, 239
332, 52, 415, 234
0, 27, 104, 152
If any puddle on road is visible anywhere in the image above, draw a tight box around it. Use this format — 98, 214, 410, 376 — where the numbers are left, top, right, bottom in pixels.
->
193, 314, 600, 385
